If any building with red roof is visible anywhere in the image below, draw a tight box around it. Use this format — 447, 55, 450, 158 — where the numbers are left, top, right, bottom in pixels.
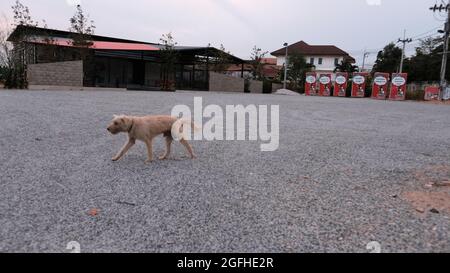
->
271, 41, 355, 74
7, 25, 245, 91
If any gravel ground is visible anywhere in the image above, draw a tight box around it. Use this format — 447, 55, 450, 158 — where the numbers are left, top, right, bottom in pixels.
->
0, 89, 449, 253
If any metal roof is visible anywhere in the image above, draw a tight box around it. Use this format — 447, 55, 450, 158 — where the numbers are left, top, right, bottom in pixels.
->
8, 25, 245, 63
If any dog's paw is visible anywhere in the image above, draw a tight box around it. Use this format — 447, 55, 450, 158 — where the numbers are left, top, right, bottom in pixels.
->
145, 159, 153, 164
190, 154, 197, 159
159, 155, 168, 160
111, 157, 119, 162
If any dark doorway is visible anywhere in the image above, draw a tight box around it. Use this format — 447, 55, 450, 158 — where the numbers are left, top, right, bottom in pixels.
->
132, 61, 145, 85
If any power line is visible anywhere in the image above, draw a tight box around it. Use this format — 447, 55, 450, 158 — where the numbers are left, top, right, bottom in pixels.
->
430, 0, 450, 100
410, 26, 441, 39
398, 30, 413, 73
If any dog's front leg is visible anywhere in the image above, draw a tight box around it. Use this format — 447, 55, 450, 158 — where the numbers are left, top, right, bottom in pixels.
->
159, 137, 173, 160
180, 139, 196, 159
144, 138, 154, 163
112, 138, 135, 161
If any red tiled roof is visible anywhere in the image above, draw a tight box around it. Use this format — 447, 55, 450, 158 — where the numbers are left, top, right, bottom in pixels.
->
261, 58, 277, 65
32, 37, 159, 51
91, 41, 159, 51
224, 63, 281, 78
226, 64, 252, 72
271, 41, 351, 57
262, 65, 281, 78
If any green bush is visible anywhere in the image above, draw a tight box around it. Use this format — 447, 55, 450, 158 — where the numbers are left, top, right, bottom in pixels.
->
406, 89, 425, 101
244, 78, 250, 93
3, 66, 28, 89
0, 66, 7, 85
262, 79, 272, 94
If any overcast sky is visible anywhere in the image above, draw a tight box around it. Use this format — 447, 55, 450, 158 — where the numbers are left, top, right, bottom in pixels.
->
0, 0, 445, 66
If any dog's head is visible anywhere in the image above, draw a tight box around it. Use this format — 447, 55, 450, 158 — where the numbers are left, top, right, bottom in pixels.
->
107, 115, 133, 135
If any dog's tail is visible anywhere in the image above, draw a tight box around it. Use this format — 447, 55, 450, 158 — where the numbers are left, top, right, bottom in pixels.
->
171, 118, 200, 141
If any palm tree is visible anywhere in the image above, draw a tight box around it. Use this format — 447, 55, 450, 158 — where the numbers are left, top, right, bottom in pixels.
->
334, 59, 359, 73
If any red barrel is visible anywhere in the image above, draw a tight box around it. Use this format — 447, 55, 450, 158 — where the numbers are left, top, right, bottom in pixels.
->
389, 73, 407, 101
351, 72, 368, 98
372, 73, 389, 100
334, 72, 348, 97
318, 74, 332, 97
305, 72, 317, 96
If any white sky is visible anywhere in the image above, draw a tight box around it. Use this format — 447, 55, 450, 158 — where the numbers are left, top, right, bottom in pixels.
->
0, 0, 445, 67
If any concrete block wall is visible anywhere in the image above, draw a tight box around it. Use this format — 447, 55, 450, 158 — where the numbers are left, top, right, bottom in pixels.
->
249, 79, 263, 93
27, 61, 83, 87
272, 83, 283, 92
209, 72, 245, 92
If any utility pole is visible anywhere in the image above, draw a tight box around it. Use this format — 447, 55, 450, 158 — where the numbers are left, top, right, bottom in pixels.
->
361, 49, 370, 72
283, 42, 288, 89
430, 2, 450, 100
398, 30, 412, 74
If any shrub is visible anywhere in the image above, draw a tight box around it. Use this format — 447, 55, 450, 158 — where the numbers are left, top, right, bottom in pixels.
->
3, 66, 28, 89
406, 89, 425, 101
262, 79, 272, 94
0, 67, 6, 85
244, 78, 250, 93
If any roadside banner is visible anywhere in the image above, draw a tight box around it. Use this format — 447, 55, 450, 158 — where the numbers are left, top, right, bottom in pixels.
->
334, 72, 348, 97
351, 72, 368, 98
305, 72, 317, 96
372, 72, 389, 100
389, 73, 407, 100
424, 86, 440, 101
318, 74, 332, 96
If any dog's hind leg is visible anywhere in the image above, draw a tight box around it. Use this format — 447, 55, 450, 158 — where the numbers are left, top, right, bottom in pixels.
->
159, 136, 173, 160
144, 138, 154, 163
112, 138, 135, 162
180, 139, 196, 159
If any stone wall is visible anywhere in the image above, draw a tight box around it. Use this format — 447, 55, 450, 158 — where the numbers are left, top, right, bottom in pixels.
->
272, 83, 283, 92
27, 61, 83, 87
209, 72, 245, 92
248, 79, 263, 93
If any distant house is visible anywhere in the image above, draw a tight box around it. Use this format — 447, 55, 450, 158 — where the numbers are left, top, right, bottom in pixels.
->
271, 41, 355, 74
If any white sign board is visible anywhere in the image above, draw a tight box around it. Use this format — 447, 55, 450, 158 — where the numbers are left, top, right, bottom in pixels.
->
306, 75, 316, 84
374, 76, 388, 86
319, 76, 331, 85
335, 76, 347, 85
392, 76, 406, 87
353, 75, 365, 85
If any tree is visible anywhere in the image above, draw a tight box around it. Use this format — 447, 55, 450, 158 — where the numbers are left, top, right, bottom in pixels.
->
404, 37, 446, 82
334, 59, 359, 73
12, 0, 38, 27
278, 52, 314, 91
211, 44, 232, 73
0, 15, 13, 85
249, 46, 268, 80
159, 32, 178, 91
0, 15, 13, 67
371, 43, 402, 74
69, 5, 96, 48
4, 0, 41, 88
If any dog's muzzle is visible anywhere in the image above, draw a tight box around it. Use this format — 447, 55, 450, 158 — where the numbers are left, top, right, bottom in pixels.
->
107, 127, 119, 135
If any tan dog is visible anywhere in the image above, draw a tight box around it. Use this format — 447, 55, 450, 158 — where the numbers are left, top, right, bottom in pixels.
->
107, 115, 196, 162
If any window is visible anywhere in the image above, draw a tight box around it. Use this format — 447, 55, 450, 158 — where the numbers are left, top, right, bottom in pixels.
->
318, 58, 323, 65
310, 58, 315, 65
335, 58, 339, 66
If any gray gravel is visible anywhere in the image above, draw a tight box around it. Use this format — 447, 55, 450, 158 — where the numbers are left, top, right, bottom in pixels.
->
0, 89, 449, 253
